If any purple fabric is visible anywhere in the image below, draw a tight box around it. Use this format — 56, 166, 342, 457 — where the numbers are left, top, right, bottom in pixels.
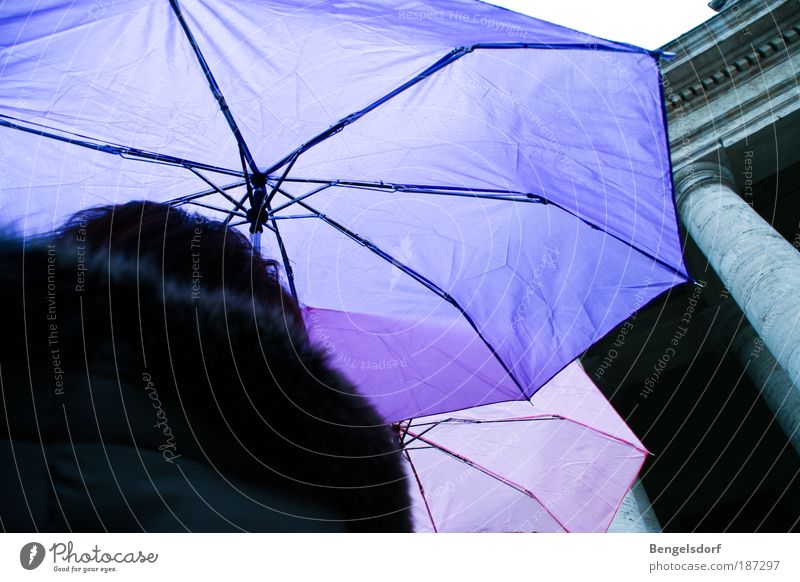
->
1, 0, 687, 421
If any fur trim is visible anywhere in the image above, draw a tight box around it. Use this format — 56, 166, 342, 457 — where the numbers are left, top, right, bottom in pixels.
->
0, 236, 411, 532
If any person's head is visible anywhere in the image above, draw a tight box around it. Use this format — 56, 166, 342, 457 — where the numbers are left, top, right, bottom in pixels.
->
1, 203, 412, 531
56, 200, 304, 331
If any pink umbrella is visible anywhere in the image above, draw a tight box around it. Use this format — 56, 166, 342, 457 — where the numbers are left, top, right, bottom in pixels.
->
306, 306, 647, 532
398, 361, 648, 532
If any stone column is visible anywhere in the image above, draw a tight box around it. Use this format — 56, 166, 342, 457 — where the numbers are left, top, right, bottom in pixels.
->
710, 300, 800, 450
608, 478, 661, 532
674, 161, 800, 390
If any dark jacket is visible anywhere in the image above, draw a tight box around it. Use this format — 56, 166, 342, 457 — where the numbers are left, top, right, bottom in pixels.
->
0, 236, 411, 532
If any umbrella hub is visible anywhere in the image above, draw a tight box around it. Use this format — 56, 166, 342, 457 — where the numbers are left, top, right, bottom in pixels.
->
246, 172, 268, 234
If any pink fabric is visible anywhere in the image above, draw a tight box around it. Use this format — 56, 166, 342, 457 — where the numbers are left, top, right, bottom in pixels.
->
401, 361, 647, 532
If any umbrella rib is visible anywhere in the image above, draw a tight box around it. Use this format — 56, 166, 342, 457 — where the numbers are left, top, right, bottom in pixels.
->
399, 422, 442, 448
168, 0, 260, 175
0, 115, 244, 177
555, 416, 650, 454
224, 192, 252, 226
265, 152, 300, 207
472, 42, 662, 57
259, 46, 474, 177
267, 182, 334, 215
268, 214, 319, 220
279, 177, 688, 278
283, 176, 536, 193
182, 167, 249, 212
410, 415, 647, 451
167, 180, 247, 206
277, 177, 546, 205
541, 197, 691, 280
184, 200, 247, 219
410, 415, 561, 428
228, 219, 276, 233
405, 429, 569, 532
271, 186, 529, 400
266, 200, 299, 302
403, 449, 438, 533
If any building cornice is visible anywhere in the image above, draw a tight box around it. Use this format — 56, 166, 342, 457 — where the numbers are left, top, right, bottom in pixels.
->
660, 0, 800, 166
660, 0, 799, 115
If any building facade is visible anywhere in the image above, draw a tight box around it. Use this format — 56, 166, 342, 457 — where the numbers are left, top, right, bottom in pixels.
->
602, 0, 800, 532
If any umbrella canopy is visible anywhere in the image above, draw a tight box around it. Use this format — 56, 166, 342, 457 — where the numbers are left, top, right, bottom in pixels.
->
398, 361, 648, 532
0, 0, 689, 420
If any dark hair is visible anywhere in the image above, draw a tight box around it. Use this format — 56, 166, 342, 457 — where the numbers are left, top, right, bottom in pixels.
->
39, 201, 411, 530
57, 200, 304, 331
1, 223, 412, 531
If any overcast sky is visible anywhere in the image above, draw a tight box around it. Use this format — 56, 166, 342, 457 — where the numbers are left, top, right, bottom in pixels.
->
488, 0, 718, 49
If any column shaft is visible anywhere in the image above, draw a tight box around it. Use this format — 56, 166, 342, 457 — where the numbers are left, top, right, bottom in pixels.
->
712, 301, 800, 451
675, 162, 800, 389
608, 478, 661, 533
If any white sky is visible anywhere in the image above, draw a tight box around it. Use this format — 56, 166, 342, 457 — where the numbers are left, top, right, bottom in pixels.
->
487, 0, 718, 49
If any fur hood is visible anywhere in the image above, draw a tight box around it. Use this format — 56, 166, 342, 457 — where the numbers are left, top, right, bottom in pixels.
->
0, 235, 411, 532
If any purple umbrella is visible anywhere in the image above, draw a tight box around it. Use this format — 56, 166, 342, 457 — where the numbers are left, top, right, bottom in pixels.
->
1, 0, 688, 421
